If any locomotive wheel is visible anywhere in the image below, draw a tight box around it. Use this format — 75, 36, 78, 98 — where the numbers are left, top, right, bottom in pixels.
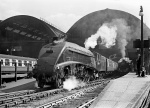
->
37, 79, 45, 88
55, 78, 63, 88
37, 74, 45, 88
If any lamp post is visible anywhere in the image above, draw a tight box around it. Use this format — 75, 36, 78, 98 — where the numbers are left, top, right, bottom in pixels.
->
139, 6, 144, 70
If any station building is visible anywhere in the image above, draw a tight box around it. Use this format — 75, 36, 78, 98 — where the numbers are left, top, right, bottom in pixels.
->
0, 15, 66, 58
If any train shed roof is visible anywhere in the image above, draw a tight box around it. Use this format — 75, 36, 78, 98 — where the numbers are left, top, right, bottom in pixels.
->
0, 15, 67, 58
0, 15, 66, 42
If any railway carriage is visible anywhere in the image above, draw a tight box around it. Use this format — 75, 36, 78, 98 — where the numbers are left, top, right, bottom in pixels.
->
33, 41, 118, 88
0, 54, 37, 74
93, 52, 117, 72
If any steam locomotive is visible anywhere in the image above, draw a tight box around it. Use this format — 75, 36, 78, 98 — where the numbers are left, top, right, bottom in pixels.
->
33, 41, 118, 88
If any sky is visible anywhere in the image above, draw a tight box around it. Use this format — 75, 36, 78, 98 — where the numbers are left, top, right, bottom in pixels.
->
0, 0, 150, 32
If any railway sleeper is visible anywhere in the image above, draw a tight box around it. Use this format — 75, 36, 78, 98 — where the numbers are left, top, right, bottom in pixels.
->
38, 89, 63, 98
36, 95, 41, 100
40, 92, 49, 98
38, 93, 45, 98
23, 98, 31, 103
42, 93, 47, 98
48, 92, 55, 96
5, 102, 16, 108
43, 92, 49, 97
0, 104, 5, 108
16, 100, 23, 105
15, 92, 27, 96
0, 96, 24, 104
0, 96, 7, 99
1, 98, 13, 104
30, 96, 37, 100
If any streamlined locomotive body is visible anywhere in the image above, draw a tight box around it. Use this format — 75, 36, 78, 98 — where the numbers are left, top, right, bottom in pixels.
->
33, 41, 118, 88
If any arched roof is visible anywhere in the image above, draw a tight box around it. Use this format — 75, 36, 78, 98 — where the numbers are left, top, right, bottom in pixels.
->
0, 15, 66, 58
0, 15, 66, 42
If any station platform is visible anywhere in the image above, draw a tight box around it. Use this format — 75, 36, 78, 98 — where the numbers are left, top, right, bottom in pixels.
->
90, 73, 150, 108
0, 78, 36, 92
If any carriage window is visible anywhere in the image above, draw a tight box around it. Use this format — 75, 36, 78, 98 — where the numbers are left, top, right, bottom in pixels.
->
12, 59, 16, 66
5, 59, 10, 66
18, 60, 22, 66
0, 59, 3, 66
1, 59, 4, 66
29, 61, 32, 66
24, 61, 28, 66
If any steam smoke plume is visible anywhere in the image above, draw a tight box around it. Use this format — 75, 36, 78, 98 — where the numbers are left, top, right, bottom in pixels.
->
84, 18, 131, 58
63, 76, 85, 91
84, 24, 117, 49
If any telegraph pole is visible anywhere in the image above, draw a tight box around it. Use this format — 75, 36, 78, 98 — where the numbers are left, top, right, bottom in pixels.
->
139, 6, 144, 70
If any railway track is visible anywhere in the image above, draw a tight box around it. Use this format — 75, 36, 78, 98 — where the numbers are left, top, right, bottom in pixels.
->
0, 90, 35, 99
0, 79, 110, 108
0, 88, 64, 108
37, 80, 109, 108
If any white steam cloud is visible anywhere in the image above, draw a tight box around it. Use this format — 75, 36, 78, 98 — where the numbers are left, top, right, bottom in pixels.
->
84, 18, 132, 58
34, 82, 39, 88
114, 19, 131, 57
63, 76, 86, 91
84, 24, 117, 49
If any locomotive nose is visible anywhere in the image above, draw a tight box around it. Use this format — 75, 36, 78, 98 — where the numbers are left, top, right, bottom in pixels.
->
37, 58, 48, 70
37, 57, 54, 74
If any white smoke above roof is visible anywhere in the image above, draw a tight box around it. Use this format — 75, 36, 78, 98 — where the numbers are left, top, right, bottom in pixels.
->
84, 23, 117, 49
84, 18, 132, 58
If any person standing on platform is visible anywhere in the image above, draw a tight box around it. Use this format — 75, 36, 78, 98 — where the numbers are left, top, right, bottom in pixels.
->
136, 54, 141, 77
141, 66, 146, 77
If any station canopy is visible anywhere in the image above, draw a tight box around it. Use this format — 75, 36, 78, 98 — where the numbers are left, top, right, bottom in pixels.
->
0, 15, 66, 58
